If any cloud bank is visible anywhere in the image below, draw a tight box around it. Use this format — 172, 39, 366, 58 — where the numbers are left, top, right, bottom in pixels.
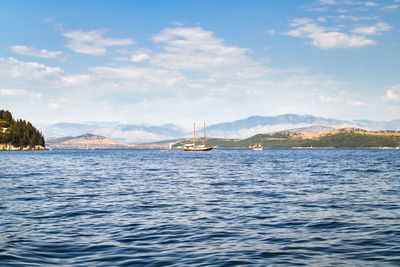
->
9, 46, 63, 58
63, 29, 135, 55
287, 18, 377, 49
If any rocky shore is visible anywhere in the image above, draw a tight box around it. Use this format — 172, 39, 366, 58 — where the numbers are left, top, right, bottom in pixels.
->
0, 144, 47, 151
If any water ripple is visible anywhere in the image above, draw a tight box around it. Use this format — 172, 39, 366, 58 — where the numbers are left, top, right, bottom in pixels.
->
1, 149, 400, 266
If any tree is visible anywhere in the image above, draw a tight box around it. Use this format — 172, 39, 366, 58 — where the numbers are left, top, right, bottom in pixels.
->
0, 110, 45, 149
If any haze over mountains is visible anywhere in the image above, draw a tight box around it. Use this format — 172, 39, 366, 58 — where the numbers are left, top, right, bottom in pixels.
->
42, 122, 185, 143
41, 114, 400, 143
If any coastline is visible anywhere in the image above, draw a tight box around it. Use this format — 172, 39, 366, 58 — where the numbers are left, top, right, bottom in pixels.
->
36, 146, 400, 150
0, 144, 47, 151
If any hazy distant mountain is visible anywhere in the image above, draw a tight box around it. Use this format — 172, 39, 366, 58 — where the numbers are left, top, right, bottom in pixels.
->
46, 134, 125, 149
207, 114, 355, 138
45, 134, 139, 149
353, 119, 400, 130
207, 114, 400, 138
42, 122, 106, 137
42, 114, 400, 143
46, 134, 177, 149
42, 122, 185, 143
94, 123, 186, 143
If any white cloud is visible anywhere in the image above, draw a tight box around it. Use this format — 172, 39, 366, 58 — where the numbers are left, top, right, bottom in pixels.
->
130, 52, 151, 62
337, 15, 379, 21
0, 57, 63, 81
319, 0, 338, 4
265, 29, 275, 35
319, 0, 379, 6
382, 85, 400, 102
319, 95, 341, 104
0, 57, 94, 89
9, 45, 63, 58
63, 29, 135, 55
89, 66, 185, 89
152, 27, 244, 68
381, 4, 399, 10
61, 74, 92, 86
48, 102, 60, 109
347, 100, 366, 106
319, 15, 380, 22
364, 2, 378, 7
287, 18, 375, 49
0, 89, 41, 99
113, 51, 151, 62
352, 22, 392, 35
150, 27, 270, 80
319, 90, 365, 106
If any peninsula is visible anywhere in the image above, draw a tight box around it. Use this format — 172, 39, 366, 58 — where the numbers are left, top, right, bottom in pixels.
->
174, 127, 400, 149
0, 110, 45, 150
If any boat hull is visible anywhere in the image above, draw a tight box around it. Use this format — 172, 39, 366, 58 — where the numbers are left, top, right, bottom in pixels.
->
183, 122, 213, 151
183, 147, 214, 151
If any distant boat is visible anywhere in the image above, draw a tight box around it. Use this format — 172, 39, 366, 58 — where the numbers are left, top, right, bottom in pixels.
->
250, 143, 263, 150
163, 143, 173, 151
183, 122, 214, 151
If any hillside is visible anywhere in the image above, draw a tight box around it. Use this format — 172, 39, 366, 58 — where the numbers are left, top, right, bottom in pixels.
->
242, 128, 400, 148
46, 134, 172, 149
286, 126, 334, 134
0, 110, 45, 150
46, 134, 134, 149
174, 128, 400, 149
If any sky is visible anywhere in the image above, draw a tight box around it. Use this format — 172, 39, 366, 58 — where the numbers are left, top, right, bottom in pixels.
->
0, 0, 399, 126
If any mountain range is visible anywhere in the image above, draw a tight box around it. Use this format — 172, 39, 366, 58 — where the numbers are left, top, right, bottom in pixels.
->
41, 114, 400, 143
46, 127, 400, 150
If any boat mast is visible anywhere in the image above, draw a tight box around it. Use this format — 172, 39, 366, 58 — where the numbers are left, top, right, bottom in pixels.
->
204, 121, 206, 147
193, 122, 196, 147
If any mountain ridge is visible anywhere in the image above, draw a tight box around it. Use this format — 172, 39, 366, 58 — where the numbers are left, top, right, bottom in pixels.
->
46, 134, 136, 149
41, 114, 400, 143
46, 127, 400, 150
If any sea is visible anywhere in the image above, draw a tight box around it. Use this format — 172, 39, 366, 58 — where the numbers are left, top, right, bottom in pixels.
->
1, 149, 400, 266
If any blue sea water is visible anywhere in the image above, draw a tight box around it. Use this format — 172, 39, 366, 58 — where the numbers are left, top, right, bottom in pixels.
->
1, 149, 400, 266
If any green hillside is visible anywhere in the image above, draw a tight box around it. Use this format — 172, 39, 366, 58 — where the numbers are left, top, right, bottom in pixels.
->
174, 128, 400, 148
0, 110, 45, 150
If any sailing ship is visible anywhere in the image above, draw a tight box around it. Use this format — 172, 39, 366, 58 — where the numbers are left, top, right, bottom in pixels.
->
183, 122, 214, 151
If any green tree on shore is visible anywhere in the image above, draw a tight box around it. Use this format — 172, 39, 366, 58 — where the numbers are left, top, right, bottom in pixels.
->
0, 110, 45, 148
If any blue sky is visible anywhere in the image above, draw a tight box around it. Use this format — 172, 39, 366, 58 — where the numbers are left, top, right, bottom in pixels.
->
1, 0, 399, 126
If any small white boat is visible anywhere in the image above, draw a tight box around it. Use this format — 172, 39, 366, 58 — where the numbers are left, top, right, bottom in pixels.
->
250, 144, 263, 150
164, 143, 173, 151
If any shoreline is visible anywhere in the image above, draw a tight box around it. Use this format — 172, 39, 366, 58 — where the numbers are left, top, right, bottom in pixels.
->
19, 146, 400, 151
0, 144, 47, 151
